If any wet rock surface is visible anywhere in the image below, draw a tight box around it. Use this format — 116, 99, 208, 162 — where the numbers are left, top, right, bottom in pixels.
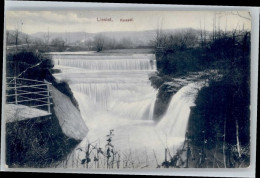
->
150, 72, 207, 121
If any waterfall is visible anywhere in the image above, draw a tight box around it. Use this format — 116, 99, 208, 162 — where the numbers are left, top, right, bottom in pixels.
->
52, 52, 204, 168
53, 54, 156, 71
52, 53, 157, 121
157, 82, 204, 139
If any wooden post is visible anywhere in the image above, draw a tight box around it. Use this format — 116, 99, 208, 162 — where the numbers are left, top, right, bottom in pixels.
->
117, 154, 120, 169
111, 150, 114, 168
186, 138, 190, 168
86, 144, 90, 168
77, 152, 79, 168
72, 151, 74, 168
165, 148, 167, 166
96, 147, 99, 168
153, 150, 159, 168
107, 148, 109, 169
14, 77, 18, 104
223, 119, 226, 168
236, 120, 242, 158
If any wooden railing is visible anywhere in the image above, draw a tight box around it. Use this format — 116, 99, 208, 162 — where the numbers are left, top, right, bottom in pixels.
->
6, 77, 53, 114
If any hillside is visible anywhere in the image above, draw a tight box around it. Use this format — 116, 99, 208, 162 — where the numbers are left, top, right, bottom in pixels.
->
29, 28, 203, 45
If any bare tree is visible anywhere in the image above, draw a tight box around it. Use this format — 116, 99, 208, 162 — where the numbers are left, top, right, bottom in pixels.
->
43, 34, 48, 46
6, 31, 10, 45
24, 34, 30, 49
14, 29, 19, 50
180, 29, 198, 48
86, 40, 93, 51
199, 18, 204, 48
231, 11, 251, 21
152, 18, 165, 51
50, 37, 66, 51
93, 34, 105, 52
106, 38, 117, 49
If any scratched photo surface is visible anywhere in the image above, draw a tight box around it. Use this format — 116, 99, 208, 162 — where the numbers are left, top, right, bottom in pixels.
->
3, 9, 252, 170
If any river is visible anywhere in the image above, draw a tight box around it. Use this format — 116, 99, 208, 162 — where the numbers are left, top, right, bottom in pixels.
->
51, 51, 203, 168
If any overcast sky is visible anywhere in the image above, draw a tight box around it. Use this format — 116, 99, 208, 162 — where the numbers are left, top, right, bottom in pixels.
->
6, 11, 251, 34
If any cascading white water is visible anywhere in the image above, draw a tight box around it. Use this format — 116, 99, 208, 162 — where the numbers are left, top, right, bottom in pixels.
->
157, 82, 204, 138
51, 52, 204, 168
54, 54, 156, 71
53, 54, 157, 121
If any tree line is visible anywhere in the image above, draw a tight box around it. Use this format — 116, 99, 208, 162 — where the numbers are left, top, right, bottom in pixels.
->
6, 30, 150, 53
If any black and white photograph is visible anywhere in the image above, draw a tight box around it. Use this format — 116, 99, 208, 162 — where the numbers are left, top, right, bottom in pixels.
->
1, 1, 258, 177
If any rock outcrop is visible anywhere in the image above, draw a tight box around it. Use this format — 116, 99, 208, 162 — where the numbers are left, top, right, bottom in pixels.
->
50, 85, 88, 141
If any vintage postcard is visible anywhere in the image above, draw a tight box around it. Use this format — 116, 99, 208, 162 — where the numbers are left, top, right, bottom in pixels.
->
1, 1, 258, 177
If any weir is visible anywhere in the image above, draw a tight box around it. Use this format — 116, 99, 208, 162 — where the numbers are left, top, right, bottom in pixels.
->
53, 54, 157, 120
51, 52, 203, 168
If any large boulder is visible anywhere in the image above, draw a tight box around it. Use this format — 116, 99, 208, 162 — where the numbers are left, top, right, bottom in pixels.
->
50, 85, 88, 141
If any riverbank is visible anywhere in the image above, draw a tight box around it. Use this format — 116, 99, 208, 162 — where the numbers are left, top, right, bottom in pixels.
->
151, 30, 250, 168
5, 50, 88, 167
